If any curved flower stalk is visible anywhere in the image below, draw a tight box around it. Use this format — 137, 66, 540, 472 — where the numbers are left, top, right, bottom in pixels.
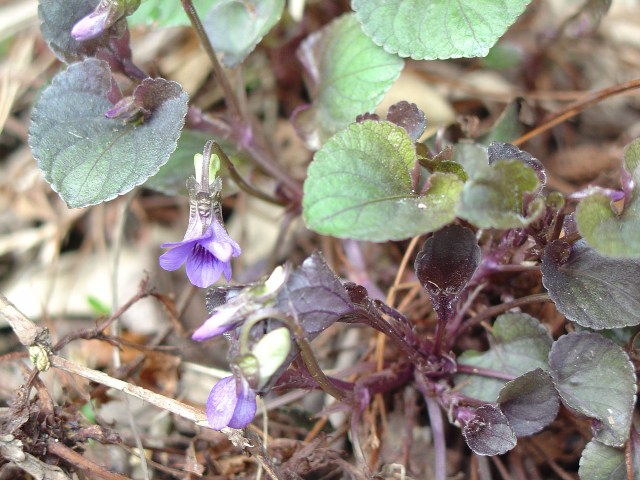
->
159, 142, 241, 288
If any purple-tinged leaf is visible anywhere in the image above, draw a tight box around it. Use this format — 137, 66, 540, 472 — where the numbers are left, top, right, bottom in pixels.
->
579, 440, 627, 480
549, 332, 636, 447
488, 142, 546, 189
542, 240, 640, 329
39, 0, 130, 65
386, 101, 426, 142
278, 251, 353, 336
497, 369, 559, 437
455, 313, 552, 402
462, 404, 516, 456
29, 59, 188, 208
415, 224, 480, 314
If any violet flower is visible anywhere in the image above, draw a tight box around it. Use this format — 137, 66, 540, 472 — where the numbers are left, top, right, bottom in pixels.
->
206, 375, 256, 430
192, 266, 286, 341
204, 328, 291, 430
159, 141, 241, 288
159, 217, 241, 289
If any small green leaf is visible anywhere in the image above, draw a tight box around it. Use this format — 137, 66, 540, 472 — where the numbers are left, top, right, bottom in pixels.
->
457, 159, 544, 229
128, 0, 214, 27
579, 440, 627, 480
549, 332, 636, 447
303, 121, 462, 242
29, 59, 188, 208
577, 140, 640, 257
455, 313, 552, 402
294, 14, 404, 149
542, 240, 640, 329
352, 0, 532, 60
455, 313, 553, 402
204, 0, 285, 68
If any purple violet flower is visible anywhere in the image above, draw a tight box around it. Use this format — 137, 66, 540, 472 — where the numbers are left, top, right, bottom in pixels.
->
159, 218, 241, 289
206, 375, 256, 430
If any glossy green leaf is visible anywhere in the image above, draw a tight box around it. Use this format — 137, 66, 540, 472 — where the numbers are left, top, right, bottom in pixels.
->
352, 0, 532, 60
29, 59, 188, 208
497, 369, 559, 437
294, 14, 404, 149
203, 0, 285, 67
577, 140, 640, 257
303, 121, 463, 242
579, 440, 627, 480
457, 159, 544, 229
542, 240, 640, 329
549, 332, 636, 446
128, 0, 214, 27
455, 313, 552, 402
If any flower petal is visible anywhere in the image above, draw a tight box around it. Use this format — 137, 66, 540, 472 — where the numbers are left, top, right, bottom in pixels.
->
158, 243, 194, 271
205, 376, 237, 430
185, 247, 223, 288
228, 378, 257, 429
192, 308, 240, 341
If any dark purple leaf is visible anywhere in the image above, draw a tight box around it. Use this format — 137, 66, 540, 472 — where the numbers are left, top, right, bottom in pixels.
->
488, 142, 546, 189
497, 369, 559, 437
386, 101, 427, 142
463, 404, 516, 456
542, 240, 640, 329
415, 224, 480, 313
278, 251, 354, 335
549, 332, 636, 446
39, 0, 130, 65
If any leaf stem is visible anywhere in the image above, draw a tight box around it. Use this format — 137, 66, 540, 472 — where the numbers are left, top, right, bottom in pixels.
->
211, 142, 286, 206
180, 1, 303, 201
241, 309, 348, 402
180, 0, 242, 120
424, 395, 447, 480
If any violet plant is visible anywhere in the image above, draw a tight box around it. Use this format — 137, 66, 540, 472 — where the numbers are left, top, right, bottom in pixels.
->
26, 0, 640, 478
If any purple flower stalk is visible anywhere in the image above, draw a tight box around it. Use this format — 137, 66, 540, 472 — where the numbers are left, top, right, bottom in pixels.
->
159, 218, 241, 289
206, 375, 256, 430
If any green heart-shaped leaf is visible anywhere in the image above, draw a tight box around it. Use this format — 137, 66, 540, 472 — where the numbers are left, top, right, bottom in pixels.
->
352, 0, 532, 60
303, 121, 462, 241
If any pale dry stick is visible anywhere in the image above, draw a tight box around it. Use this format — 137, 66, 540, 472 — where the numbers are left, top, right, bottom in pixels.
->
0, 293, 249, 445
1, 293, 285, 479
513, 77, 640, 146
